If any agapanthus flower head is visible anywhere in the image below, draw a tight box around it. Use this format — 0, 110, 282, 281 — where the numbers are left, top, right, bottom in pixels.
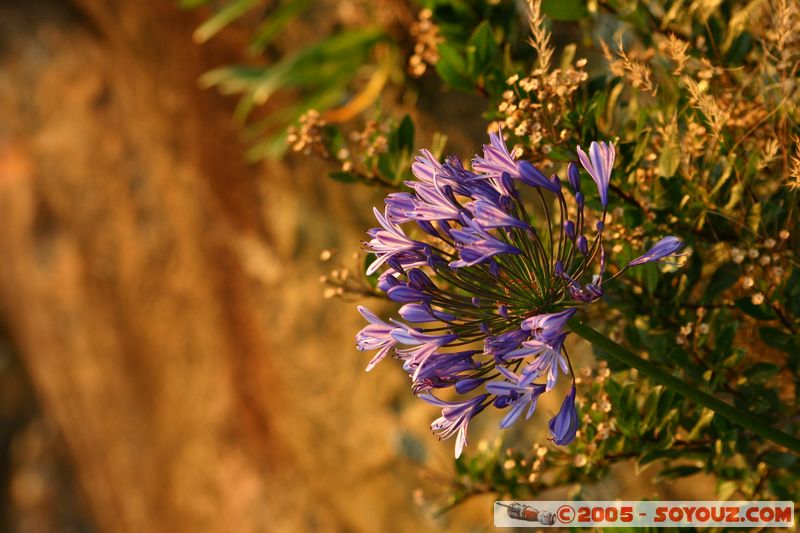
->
356, 131, 681, 457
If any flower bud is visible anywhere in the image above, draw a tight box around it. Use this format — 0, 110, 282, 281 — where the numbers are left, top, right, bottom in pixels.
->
550, 173, 562, 193
518, 161, 560, 193
568, 162, 580, 192
564, 220, 576, 239
577, 235, 589, 255
455, 378, 485, 394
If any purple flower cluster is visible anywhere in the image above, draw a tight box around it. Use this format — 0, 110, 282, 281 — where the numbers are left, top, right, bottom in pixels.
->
356, 133, 683, 458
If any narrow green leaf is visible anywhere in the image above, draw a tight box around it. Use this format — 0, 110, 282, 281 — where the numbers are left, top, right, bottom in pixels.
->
569, 319, 800, 454
194, 0, 263, 43
249, 0, 313, 54
686, 408, 715, 441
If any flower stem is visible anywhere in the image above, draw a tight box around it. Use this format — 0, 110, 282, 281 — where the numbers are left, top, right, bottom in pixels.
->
568, 318, 800, 454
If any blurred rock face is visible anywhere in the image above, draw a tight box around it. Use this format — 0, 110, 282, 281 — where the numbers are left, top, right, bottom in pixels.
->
0, 1, 449, 532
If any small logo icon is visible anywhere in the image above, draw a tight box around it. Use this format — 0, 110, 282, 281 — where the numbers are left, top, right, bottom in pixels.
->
557, 504, 575, 524
496, 502, 556, 525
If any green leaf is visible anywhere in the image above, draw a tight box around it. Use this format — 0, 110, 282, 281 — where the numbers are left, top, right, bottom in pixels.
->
712, 320, 739, 364
641, 387, 663, 430
785, 268, 800, 316
363, 253, 379, 287
435, 43, 474, 92
377, 152, 397, 182
541, 0, 588, 21
193, 0, 263, 43
759, 327, 798, 354
605, 378, 623, 406
656, 465, 703, 481
396, 115, 415, 155
744, 362, 780, 383
734, 297, 775, 320
466, 21, 499, 76
328, 171, 359, 184
202, 29, 386, 104
569, 319, 800, 454
657, 144, 681, 178
454, 455, 469, 475
641, 263, 660, 295
704, 262, 739, 301
687, 408, 715, 441
762, 451, 798, 468
636, 442, 679, 474
725, 32, 753, 65
249, 0, 313, 54
180, 0, 213, 7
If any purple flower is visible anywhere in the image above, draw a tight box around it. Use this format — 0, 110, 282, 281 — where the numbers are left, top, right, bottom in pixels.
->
569, 281, 604, 303
567, 162, 581, 192
399, 303, 455, 323
577, 141, 615, 208
564, 220, 575, 239
365, 208, 425, 275
384, 192, 415, 224
412, 350, 481, 393
411, 149, 443, 183
357, 132, 681, 458
392, 327, 459, 381
559, 246, 606, 303
406, 176, 461, 221
421, 393, 488, 458
486, 367, 547, 428
507, 334, 569, 391
356, 306, 399, 371
467, 199, 528, 229
472, 131, 562, 196
484, 328, 531, 360
576, 235, 588, 255
549, 384, 578, 445
376, 270, 401, 292
628, 236, 684, 266
521, 308, 576, 343
449, 218, 522, 268
472, 131, 518, 187
387, 285, 431, 303
518, 161, 560, 193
